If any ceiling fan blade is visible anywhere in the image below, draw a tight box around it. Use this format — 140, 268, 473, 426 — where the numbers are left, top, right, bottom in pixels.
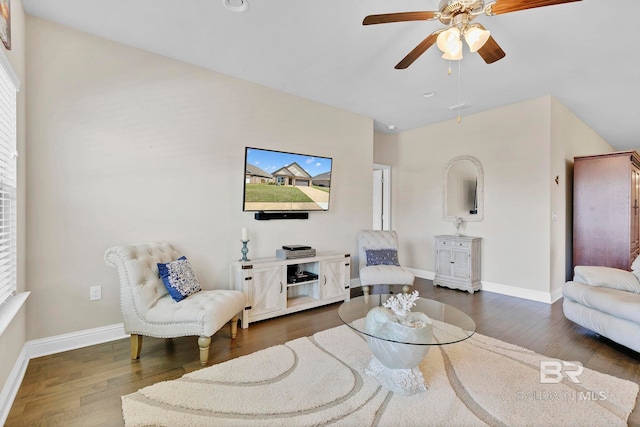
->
476, 27, 506, 64
363, 11, 438, 25
490, 0, 581, 15
395, 31, 441, 69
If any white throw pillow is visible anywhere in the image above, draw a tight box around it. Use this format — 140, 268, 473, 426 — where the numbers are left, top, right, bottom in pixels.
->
574, 265, 640, 294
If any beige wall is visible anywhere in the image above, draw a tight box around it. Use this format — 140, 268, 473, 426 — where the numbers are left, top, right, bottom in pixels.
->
375, 96, 613, 300
25, 16, 373, 340
550, 98, 613, 295
0, 0, 27, 406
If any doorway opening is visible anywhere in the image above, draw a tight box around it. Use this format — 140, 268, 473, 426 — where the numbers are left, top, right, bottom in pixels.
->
373, 164, 391, 230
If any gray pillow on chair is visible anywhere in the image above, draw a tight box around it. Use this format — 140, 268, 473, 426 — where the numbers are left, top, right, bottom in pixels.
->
365, 249, 400, 266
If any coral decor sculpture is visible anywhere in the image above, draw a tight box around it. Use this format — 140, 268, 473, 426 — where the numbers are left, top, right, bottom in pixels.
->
382, 291, 427, 328
382, 290, 418, 316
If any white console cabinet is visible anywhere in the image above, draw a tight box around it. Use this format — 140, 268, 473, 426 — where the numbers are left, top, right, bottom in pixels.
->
230, 251, 351, 328
433, 235, 481, 294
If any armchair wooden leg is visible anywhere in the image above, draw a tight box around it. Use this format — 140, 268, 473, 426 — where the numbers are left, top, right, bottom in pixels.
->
402, 285, 411, 294
130, 334, 143, 360
230, 315, 239, 339
363, 285, 370, 296
198, 336, 211, 367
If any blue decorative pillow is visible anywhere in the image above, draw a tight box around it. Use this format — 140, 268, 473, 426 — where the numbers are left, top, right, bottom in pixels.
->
157, 256, 201, 302
365, 249, 400, 266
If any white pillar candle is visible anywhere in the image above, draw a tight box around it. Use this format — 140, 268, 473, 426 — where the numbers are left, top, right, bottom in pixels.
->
241, 227, 248, 241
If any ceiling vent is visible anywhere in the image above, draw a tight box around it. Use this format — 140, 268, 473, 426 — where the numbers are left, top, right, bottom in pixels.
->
447, 101, 472, 110
222, 0, 249, 12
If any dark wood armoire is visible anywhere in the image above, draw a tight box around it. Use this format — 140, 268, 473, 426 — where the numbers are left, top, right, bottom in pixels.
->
573, 150, 640, 270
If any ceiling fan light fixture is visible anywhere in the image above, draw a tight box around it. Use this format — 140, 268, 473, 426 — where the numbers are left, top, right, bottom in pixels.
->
442, 47, 463, 60
436, 27, 461, 54
464, 26, 490, 52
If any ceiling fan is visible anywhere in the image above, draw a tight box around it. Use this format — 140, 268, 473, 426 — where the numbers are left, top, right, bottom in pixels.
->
363, 0, 582, 69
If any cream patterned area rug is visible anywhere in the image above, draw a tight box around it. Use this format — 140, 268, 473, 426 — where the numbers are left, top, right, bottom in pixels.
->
122, 325, 638, 426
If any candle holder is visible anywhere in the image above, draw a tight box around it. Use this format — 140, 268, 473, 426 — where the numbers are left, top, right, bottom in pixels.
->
240, 240, 250, 262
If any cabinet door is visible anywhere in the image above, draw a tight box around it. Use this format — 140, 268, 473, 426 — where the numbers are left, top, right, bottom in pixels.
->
248, 265, 286, 318
632, 166, 640, 258
452, 249, 470, 279
321, 259, 347, 300
436, 247, 453, 277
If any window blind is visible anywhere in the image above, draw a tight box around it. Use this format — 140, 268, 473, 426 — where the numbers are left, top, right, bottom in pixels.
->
0, 53, 17, 308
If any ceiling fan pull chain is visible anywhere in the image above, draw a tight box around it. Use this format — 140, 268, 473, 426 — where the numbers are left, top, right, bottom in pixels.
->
457, 59, 462, 124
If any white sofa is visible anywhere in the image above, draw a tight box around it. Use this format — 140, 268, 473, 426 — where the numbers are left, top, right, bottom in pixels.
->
562, 265, 640, 353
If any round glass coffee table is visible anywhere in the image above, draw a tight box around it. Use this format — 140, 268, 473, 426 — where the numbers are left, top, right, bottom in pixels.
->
338, 294, 475, 396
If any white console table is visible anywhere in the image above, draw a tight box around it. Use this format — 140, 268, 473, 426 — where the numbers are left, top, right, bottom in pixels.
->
230, 251, 351, 328
433, 235, 481, 294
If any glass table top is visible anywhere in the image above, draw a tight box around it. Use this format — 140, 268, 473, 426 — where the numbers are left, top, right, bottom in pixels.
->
338, 294, 476, 346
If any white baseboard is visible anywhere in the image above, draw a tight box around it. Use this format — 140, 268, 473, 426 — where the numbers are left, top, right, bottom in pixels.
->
480, 280, 560, 304
27, 323, 127, 359
0, 322, 127, 425
408, 268, 435, 280
550, 287, 563, 304
0, 345, 29, 426
406, 269, 559, 304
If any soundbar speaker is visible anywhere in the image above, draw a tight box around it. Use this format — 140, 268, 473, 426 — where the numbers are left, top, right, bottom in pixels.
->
254, 212, 309, 220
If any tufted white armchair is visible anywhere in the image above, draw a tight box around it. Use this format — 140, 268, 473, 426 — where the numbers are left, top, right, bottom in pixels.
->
104, 241, 245, 366
357, 230, 415, 294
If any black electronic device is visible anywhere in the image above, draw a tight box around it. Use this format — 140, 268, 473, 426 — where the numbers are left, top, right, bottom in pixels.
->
254, 211, 309, 220
287, 271, 318, 284
286, 264, 318, 284
282, 244, 312, 251
276, 248, 316, 259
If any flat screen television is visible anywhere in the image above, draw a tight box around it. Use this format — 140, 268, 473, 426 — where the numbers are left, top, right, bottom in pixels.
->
243, 147, 332, 212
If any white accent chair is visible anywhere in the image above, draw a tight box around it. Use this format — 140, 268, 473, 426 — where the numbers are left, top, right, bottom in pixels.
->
104, 241, 245, 366
357, 230, 415, 295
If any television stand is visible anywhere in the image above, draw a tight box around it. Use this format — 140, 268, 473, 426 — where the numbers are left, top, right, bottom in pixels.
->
229, 251, 350, 328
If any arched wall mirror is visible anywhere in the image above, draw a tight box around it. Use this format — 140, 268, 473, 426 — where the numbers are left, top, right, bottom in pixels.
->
443, 155, 484, 222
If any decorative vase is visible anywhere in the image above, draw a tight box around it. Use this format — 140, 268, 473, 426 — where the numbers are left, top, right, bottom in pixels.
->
365, 307, 433, 368
363, 307, 433, 395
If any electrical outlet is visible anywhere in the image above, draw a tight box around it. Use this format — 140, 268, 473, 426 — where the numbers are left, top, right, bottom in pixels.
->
90, 285, 102, 301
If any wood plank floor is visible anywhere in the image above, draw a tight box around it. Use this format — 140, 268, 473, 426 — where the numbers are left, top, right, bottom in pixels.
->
7, 279, 640, 426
